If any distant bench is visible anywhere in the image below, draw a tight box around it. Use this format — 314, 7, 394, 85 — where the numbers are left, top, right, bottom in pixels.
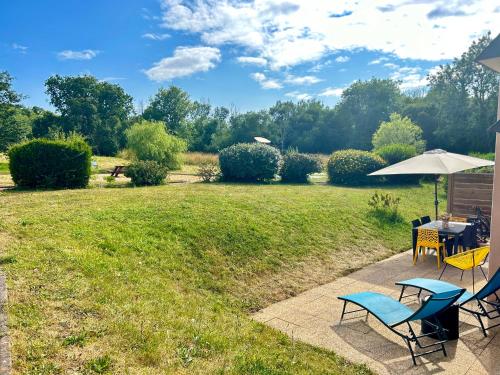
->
110, 165, 127, 177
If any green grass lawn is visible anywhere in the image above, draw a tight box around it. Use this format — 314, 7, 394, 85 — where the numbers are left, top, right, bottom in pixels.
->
0, 153, 9, 175
0, 182, 445, 374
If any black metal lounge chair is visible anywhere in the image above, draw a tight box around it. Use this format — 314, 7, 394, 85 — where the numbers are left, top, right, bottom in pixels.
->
338, 289, 465, 365
397, 267, 500, 337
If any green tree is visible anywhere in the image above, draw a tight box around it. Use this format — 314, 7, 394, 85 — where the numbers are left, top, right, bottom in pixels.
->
427, 33, 499, 152
143, 86, 192, 139
285, 100, 342, 153
189, 103, 230, 152
126, 120, 187, 170
336, 79, 402, 150
269, 101, 295, 152
31, 108, 62, 138
401, 98, 439, 150
228, 110, 275, 145
0, 71, 31, 152
372, 113, 426, 152
45, 75, 133, 155
0, 106, 33, 152
0, 71, 23, 106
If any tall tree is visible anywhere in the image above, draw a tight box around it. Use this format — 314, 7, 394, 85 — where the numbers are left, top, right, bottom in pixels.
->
269, 101, 295, 152
372, 113, 426, 152
228, 110, 275, 145
336, 79, 402, 150
0, 71, 31, 152
45, 75, 133, 155
427, 33, 499, 152
143, 86, 192, 139
0, 71, 23, 106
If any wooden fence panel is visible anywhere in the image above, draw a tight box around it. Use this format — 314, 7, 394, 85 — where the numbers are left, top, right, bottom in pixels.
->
447, 173, 493, 219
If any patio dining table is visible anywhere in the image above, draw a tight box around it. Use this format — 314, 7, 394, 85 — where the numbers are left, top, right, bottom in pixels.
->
412, 220, 472, 257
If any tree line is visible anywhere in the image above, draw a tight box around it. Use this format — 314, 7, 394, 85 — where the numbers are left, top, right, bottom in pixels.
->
0, 34, 498, 156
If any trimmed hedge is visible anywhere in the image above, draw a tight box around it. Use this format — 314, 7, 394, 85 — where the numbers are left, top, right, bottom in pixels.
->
375, 144, 420, 185
280, 152, 322, 183
327, 149, 386, 186
219, 143, 281, 182
8, 137, 91, 188
125, 160, 168, 186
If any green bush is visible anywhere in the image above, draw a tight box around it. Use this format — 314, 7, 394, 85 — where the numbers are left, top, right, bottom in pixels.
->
280, 152, 322, 183
372, 113, 425, 152
219, 143, 281, 182
327, 149, 386, 186
126, 120, 187, 170
469, 152, 495, 161
8, 136, 91, 188
125, 160, 168, 186
375, 144, 420, 185
375, 144, 417, 164
468, 152, 495, 174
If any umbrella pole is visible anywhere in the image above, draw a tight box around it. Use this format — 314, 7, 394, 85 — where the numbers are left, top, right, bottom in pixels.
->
434, 175, 439, 220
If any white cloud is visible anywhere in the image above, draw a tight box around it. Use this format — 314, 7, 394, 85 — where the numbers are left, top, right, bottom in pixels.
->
285, 91, 312, 101
159, 0, 499, 68
285, 74, 322, 85
144, 46, 221, 81
237, 56, 267, 66
368, 56, 389, 65
319, 87, 344, 97
427, 65, 442, 77
58, 49, 99, 60
309, 59, 332, 72
390, 66, 431, 89
250, 72, 282, 89
335, 55, 350, 63
12, 43, 28, 54
383, 62, 399, 69
142, 32, 171, 41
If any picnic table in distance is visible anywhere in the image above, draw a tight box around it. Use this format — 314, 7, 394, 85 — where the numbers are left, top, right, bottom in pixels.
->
110, 165, 127, 177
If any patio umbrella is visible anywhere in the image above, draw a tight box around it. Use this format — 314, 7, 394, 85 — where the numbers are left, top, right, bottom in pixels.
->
369, 149, 495, 219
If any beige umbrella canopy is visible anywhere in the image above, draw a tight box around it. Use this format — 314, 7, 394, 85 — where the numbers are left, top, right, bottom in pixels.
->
254, 136, 271, 144
369, 149, 495, 219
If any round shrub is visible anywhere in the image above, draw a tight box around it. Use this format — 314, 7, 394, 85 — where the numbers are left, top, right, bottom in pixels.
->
219, 143, 281, 182
8, 136, 91, 188
375, 144, 420, 185
125, 160, 168, 186
280, 152, 322, 183
375, 144, 417, 165
327, 149, 386, 186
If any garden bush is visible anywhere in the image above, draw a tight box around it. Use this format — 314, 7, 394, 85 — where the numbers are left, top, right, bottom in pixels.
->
372, 113, 425, 152
198, 162, 220, 182
126, 120, 186, 170
327, 149, 386, 186
8, 136, 91, 188
375, 144, 420, 185
219, 143, 281, 182
125, 160, 168, 186
280, 152, 322, 183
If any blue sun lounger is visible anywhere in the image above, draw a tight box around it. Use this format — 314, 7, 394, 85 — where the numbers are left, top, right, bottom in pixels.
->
397, 267, 500, 337
338, 289, 465, 365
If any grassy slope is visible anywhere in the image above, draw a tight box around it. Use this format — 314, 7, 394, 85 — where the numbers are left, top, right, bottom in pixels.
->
0, 183, 444, 374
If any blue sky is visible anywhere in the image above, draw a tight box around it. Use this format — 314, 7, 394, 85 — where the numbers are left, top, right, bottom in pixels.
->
1, 0, 498, 113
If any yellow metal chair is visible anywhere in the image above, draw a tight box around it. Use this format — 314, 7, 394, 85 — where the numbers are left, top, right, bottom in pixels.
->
414, 228, 446, 269
439, 246, 490, 292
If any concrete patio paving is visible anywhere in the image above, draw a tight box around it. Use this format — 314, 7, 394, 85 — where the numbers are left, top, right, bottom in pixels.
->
253, 250, 499, 374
